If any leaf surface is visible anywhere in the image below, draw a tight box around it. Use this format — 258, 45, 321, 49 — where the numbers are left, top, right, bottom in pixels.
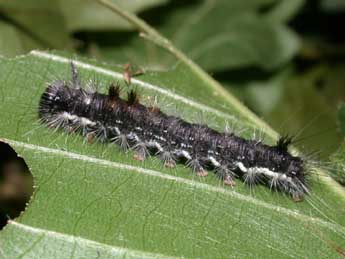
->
58, 0, 169, 31
0, 0, 73, 53
0, 51, 344, 258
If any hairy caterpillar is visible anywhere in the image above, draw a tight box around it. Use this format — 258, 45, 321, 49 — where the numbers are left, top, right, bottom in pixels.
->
38, 63, 308, 201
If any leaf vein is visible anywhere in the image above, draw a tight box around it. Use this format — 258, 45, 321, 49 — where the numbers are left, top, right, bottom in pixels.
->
3, 138, 344, 234
8, 221, 175, 259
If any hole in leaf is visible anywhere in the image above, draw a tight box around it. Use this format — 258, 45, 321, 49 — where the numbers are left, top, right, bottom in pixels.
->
0, 141, 34, 230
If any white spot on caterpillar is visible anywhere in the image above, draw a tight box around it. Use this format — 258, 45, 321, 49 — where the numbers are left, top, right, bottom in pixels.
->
80, 117, 96, 126
153, 135, 166, 142
236, 162, 248, 173
241, 166, 293, 185
84, 97, 91, 105
175, 150, 192, 160
61, 112, 77, 121
127, 132, 139, 142
209, 156, 220, 167
110, 126, 120, 135
147, 140, 163, 151
254, 167, 290, 182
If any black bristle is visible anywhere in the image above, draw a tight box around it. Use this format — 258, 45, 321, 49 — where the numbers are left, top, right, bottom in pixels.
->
108, 83, 121, 99
70, 62, 80, 88
127, 90, 139, 105
276, 135, 293, 152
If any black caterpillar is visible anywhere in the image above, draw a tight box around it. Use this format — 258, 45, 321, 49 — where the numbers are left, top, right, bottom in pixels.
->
38, 63, 308, 201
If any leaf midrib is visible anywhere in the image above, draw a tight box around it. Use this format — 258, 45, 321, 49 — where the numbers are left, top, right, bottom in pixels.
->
5, 221, 175, 259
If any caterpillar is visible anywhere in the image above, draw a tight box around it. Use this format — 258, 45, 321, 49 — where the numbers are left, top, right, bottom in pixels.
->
38, 63, 308, 201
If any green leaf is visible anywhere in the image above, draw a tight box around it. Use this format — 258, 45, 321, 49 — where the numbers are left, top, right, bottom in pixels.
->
330, 103, 345, 186
0, 0, 168, 57
0, 21, 40, 57
234, 67, 292, 115
168, 2, 300, 71
338, 102, 345, 137
321, 0, 345, 12
0, 0, 73, 55
265, 0, 305, 23
222, 63, 345, 158
94, 0, 300, 72
0, 51, 345, 258
58, 0, 169, 31
330, 143, 345, 186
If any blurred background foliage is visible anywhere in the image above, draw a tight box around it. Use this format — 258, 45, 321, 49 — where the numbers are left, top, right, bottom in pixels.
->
0, 0, 345, 224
